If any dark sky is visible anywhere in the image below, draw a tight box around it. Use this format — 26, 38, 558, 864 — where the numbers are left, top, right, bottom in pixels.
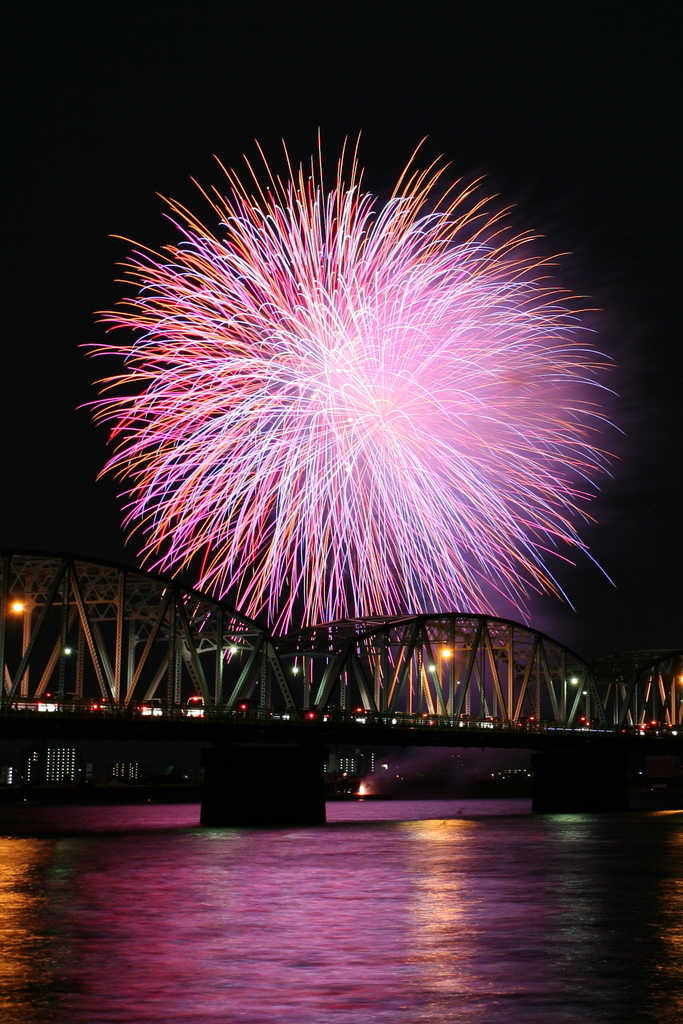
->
2, 2, 680, 660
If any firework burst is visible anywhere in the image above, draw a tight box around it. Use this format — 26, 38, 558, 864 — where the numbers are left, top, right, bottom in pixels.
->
90, 142, 610, 632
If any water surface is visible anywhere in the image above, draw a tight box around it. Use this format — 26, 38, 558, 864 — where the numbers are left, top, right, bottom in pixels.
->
1, 800, 682, 1023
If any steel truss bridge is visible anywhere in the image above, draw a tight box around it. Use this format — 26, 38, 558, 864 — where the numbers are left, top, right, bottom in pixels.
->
0, 550, 681, 740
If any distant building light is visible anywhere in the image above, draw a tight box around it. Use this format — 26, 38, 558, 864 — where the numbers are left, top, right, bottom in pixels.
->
42, 747, 78, 782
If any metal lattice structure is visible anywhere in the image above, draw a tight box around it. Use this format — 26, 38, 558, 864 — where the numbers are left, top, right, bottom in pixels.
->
593, 650, 683, 728
274, 614, 599, 726
4, 551, 679, 733
0, 550, 295, 710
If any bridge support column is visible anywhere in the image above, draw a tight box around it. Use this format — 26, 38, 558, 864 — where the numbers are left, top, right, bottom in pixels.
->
200, 743, 327, 826
532, 749, 629, 813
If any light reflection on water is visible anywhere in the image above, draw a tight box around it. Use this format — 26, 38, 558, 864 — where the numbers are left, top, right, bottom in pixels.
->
0, 837, 59, 1024
1, 801, 683, 1023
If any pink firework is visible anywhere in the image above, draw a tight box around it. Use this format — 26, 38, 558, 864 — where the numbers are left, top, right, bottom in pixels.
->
90, 143, 610, 632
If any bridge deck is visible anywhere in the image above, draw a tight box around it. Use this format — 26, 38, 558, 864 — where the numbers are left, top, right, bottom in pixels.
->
2, 706, 682, 753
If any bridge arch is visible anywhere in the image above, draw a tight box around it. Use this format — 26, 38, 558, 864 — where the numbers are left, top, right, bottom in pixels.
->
593, 650, 683, 729
0, 549, 295, 710
1, 553, 612, 728
274, 613, 598, 727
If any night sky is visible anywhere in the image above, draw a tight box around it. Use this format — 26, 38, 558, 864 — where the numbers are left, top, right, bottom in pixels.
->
2, 3, 680, 661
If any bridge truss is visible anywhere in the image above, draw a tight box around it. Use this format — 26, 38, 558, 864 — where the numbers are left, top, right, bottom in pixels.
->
593, 650, 683, 728
0, 551, 294, 710
274, 614, 600, 727
3, 551, 679, 733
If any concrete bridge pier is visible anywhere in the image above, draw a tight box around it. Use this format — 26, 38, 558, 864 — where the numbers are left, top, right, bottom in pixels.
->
532, 749, 629, 813
200, 743, 327, 826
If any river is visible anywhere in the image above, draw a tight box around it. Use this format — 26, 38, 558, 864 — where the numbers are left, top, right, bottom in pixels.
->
1, 800, 682, 1022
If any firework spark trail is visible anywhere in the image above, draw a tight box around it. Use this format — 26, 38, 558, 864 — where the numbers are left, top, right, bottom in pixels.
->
89, 143, 611, 632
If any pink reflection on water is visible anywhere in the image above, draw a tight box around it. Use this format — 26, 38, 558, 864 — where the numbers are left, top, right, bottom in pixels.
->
0, 798, 531, 835
1, 802, 681, 1023
39, 815, 422, 1022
